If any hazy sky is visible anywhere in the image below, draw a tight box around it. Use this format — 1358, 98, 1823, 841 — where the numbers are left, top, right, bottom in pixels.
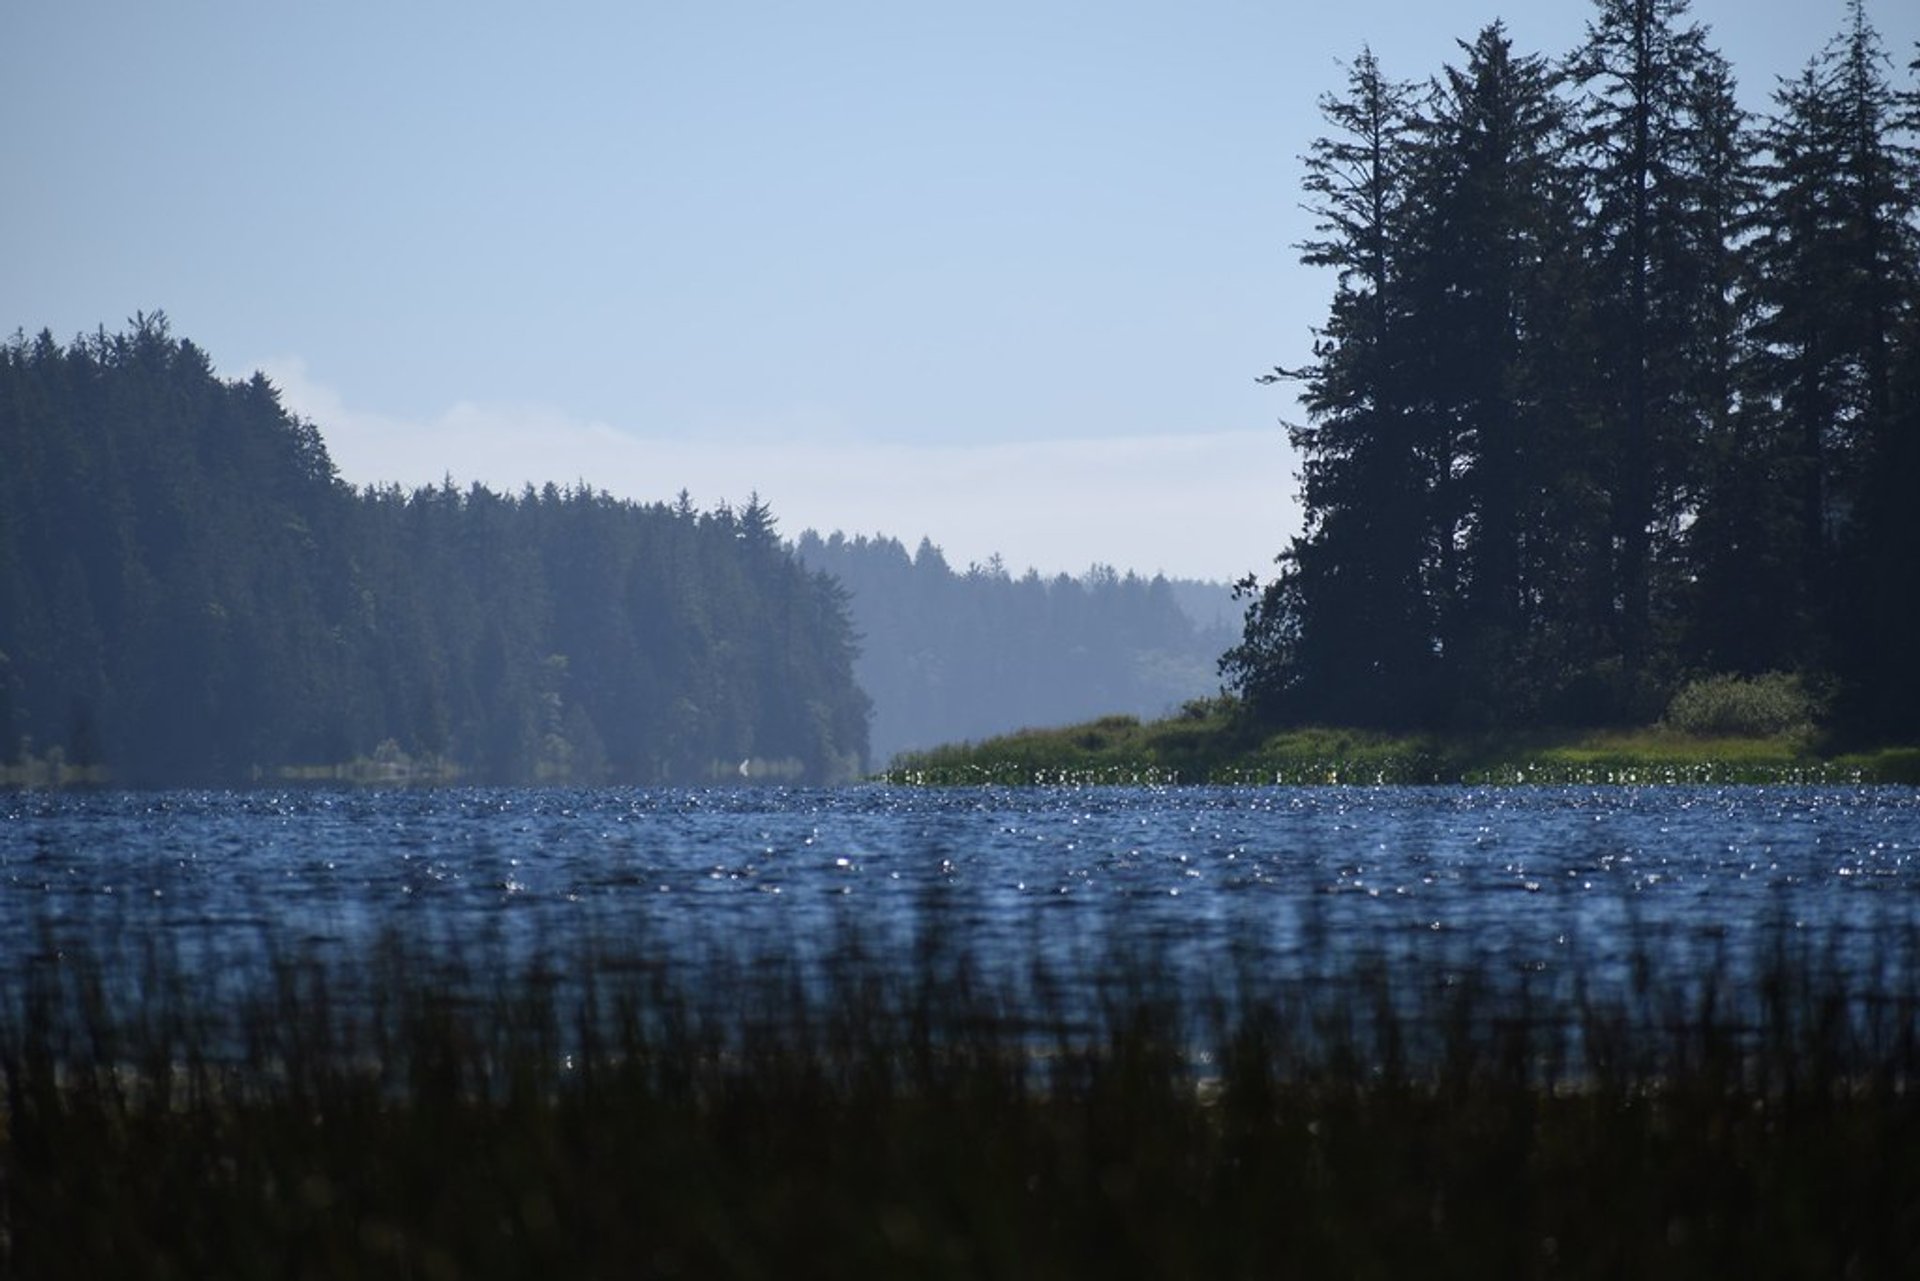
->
7, 1, 1915, 580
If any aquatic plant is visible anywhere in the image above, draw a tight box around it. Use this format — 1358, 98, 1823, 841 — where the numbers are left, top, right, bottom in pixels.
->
3, 911, 1918, 1277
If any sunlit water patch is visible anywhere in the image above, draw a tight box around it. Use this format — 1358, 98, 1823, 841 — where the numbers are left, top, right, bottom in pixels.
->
3, 784, 1917, 1032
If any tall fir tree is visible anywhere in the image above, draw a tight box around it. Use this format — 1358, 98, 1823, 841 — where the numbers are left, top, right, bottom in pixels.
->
1568, 0, 1739, 692
1787, 2, 1920, 733
1400, 23, 1592, 722
1225, 50, 1433, 725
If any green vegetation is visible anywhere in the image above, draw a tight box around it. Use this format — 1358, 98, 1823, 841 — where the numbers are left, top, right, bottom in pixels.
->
1226, 3, 1920, 746
882, 698, 1920, 785
6, 916, 1918, 1277
0, 316, 870, 785
1660, 671, 1822, 740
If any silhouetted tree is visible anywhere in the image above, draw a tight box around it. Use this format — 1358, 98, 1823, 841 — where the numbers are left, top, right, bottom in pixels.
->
1402, 24, 1596, 723
1226, 49, 1433, 726
1568, 0, 1739, 688
1233, 2, 1918, 742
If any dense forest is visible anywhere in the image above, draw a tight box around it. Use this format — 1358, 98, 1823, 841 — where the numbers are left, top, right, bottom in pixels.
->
1224, 0, 1920, 743
0, 316, 870, 785
794, 532, 1234, 764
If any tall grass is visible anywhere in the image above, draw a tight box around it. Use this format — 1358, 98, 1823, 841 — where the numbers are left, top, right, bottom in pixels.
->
4, 912, 1919, 1277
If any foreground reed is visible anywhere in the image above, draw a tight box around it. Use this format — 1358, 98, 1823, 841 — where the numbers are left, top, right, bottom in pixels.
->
3, 918, 1918, 1278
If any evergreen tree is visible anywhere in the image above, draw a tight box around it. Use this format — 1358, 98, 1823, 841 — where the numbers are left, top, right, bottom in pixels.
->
1401, 24, 1594, 722
0, 321, 872, 784
1770, 2, 1920, 732
1568, 0, 1739, 689
1225, 50, 1433, 725
797, 532, 1227, 763
1690, 2, 1919, 722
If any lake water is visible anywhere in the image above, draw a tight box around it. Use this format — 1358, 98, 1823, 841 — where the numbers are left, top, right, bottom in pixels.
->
6, 785, 1918, 1023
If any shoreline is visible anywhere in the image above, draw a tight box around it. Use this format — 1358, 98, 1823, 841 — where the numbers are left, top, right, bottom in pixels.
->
881, 711, 1920, 786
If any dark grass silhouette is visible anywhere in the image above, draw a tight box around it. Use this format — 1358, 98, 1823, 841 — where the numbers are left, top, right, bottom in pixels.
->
4, 910, 1919, 1278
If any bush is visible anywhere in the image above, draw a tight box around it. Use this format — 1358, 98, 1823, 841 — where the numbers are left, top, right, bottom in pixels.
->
1663, 672, 1820, 738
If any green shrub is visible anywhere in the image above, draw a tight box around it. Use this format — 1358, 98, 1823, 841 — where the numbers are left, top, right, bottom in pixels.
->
1662, 672, 1820, 738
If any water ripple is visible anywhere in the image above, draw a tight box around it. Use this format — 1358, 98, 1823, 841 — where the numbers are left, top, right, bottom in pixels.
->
2, 784, 1916, 992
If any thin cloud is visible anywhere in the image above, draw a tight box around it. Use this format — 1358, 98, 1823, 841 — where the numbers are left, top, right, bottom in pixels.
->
257, 357, 1300, 582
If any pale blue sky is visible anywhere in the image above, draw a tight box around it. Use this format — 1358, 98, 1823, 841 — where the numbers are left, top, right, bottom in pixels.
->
7, 1, 1914, 579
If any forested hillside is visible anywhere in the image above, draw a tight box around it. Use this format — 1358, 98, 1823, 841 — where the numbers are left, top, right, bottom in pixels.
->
795, 531, 1233, 765
1225, 1, 1920, 742
0, 317, 870, 785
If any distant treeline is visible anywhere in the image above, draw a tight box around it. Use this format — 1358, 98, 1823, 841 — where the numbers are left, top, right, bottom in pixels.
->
1226, 2, 1920, 741
795, 532, 1234, 765
0, 316, 870, 785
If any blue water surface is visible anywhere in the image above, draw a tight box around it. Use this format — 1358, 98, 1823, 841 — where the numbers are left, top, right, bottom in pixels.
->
5, 785, 1917, 1006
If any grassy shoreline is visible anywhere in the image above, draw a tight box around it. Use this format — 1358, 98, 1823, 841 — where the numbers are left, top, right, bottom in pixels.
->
881, 706, 1920, 786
